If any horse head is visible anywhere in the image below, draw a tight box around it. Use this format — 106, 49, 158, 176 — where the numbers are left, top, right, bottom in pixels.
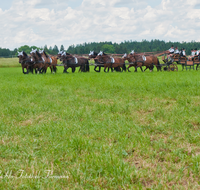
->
94, 51, 103, 63
30, 49, 41, 62
126, 52, 137, 63
18, 51, 24, 63
95, 51, 111, 63
122, 53, 127, 59
39, 49, 44, 54
88, 51, 98, 59
60, 52, 71, 63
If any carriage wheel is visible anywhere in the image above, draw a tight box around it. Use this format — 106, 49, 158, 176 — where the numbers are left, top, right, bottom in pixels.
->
168, 64, 178, 72
163, 66, 168, 71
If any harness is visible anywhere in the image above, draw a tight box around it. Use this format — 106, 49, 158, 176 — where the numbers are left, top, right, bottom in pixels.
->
74, 57, 78, 64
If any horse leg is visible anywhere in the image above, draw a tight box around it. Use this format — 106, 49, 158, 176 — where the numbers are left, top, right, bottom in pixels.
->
39, 65, 43, 74
104, 65, 110, 73
80, 65, 84, 72
110, 66, 114, 72
150, 64, 154, 72
35, 67, 37, 74
104, 65, 107, 72
72, 67, 75, 73
24, 65, 29, 74
22, 65, 25, 74
80, 64, 85, 72
53, 66, 57, 73
144, 67, 148, 72
94, 66, 101, 72
134, 66, 138, 72
25, 65, 29, 74
63, 65, 68, 73
123, 63, 126, 72
140, 66, 144, 72
30, 66, 33, 74
50, 65, 53, 73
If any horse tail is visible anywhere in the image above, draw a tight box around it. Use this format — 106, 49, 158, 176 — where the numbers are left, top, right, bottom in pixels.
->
123, 63, 126, 71
85, 60, 90, 72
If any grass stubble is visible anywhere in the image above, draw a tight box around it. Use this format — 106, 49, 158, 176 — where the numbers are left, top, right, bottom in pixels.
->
0, 65, 200, 189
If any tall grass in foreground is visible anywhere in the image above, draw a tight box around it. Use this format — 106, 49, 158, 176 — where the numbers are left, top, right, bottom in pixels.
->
0, 67, 200, 189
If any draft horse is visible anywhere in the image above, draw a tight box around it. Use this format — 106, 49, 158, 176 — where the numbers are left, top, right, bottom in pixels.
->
61, 52, 90, 73
94, 51, 126, 72
88, 51, 104, 72
39, 50, 57, 73
124, 51, 161, 72
30, 49, 45, 74
18, 51, 34, 74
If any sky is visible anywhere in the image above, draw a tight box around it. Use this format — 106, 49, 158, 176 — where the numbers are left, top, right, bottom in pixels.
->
1, 0, 200, 50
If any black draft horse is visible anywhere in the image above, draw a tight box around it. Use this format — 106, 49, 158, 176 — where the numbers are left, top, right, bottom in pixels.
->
62, 53, 90, 73
17, 51, 34, 74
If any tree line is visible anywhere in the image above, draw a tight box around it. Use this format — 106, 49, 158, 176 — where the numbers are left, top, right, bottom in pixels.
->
67, 40, 200, 55
1, 40, 200, 57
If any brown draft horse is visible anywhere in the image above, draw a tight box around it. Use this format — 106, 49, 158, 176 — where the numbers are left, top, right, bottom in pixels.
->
124, 51, 161, 72
61, 52, 90, 73
94, 51, 126, 72
57, 51, 76, 73
18, 51, 34, 74
30, 49, 45, 74
39, 50, 57, 73
88, 51, 104, 72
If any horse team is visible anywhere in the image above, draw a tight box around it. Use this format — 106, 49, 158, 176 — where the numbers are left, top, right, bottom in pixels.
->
17, 49, 161, 74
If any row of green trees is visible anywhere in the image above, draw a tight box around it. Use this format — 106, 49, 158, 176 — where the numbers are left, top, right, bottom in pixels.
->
0, 45, 61, 57
0, 40, 200, 57
0, 48, 17, 57
67, 40, 200, 55
17, 45, 61, 56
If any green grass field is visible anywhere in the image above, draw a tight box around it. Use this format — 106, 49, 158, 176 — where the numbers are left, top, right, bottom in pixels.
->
0, 63, 200, 189
0, 58, 20, 67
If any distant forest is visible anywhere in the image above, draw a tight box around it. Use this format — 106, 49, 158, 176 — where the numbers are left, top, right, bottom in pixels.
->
1, 40, 200, 57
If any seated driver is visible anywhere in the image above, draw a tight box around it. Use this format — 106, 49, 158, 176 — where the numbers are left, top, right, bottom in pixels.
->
174, 47, 179, 54
180, 48, 186, 57
188, 49, 196, 60
167, 45, 174, 59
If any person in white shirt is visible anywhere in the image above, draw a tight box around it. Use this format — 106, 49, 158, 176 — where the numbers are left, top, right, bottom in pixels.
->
174, 47, 179, 54
168, 45, 174, 54
193, 48, 200, 60
195, 49, 199, 56
188, 49, 195, 60
167, 45, 174, 59
180, 48, 186, 57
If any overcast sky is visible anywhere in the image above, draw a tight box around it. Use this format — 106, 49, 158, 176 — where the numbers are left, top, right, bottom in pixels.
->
1, 0, 200, 50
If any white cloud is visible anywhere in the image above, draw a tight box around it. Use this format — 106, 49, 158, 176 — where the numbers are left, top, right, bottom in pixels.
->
0, 0, 200, 50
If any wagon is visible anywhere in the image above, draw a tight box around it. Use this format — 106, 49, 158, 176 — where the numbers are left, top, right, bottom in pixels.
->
160, 54, 200, 71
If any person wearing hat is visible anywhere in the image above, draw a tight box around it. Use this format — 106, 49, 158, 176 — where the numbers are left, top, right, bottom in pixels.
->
180, 48, 186, 57
193, 48, 200, 60
195, 48, 199, 56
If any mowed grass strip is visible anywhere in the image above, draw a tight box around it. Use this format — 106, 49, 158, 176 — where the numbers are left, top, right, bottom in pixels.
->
0, 67, 200, 189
